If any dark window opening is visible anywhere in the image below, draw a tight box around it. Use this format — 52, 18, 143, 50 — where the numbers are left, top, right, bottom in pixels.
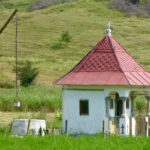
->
80, 100, 89, 115
126, 99, 129, 109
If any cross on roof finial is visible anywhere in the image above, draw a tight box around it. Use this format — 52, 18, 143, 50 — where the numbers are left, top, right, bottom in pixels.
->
106, 16, 111, 36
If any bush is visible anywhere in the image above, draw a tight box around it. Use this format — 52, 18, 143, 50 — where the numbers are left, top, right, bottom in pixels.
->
18, 61, 39, 87
60, 31, 71, 43
135, 96, 147, 116
51, 31, 71, 50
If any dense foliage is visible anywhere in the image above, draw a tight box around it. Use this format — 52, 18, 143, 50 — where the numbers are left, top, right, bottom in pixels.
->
135, 96, 147, 116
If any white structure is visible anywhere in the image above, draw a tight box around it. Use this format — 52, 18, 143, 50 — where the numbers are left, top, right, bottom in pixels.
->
11, 119, 46, 136
55, 20, 150, 135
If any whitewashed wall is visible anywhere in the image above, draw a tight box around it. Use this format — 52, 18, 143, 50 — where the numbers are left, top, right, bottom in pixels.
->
62, 89, 106, 134
62, 85, 150, 134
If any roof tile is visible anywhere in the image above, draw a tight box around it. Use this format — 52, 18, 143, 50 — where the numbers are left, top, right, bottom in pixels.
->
55, 35, 150, 86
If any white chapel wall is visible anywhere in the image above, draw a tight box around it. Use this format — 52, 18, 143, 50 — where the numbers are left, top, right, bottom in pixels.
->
62, 89, 106, 134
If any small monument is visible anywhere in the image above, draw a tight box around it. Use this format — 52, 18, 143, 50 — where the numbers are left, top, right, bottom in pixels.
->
11, 119, 46, 136
11, 119, 29, 136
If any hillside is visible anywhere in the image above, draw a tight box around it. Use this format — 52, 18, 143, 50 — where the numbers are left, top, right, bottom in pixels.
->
0, 0, 150, 87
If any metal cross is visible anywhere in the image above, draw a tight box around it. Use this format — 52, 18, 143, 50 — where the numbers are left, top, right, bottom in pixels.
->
121, 124, 124, 134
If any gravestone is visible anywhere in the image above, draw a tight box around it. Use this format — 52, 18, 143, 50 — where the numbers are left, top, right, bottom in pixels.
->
47, 128, 53, 135
53, 129, 61, 135
29, 119, 46, 136
11, 119, 29, 136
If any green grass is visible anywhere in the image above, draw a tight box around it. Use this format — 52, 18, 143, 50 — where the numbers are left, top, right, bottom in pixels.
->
0, 0, 36, 11
0, 86, 61, 112
0, 134, 150, 150
1, 0, 150, 86
0, 111, 62, 131
0, 0, 150, 111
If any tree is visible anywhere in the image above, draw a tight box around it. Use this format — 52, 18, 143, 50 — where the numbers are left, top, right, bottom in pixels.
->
18, 61, 39, 87
135, 96, 147, 116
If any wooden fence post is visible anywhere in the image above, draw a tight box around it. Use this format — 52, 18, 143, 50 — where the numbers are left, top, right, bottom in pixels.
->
103, 120, 106, 135
65, 120, 68, 135
130, 118, 132, 136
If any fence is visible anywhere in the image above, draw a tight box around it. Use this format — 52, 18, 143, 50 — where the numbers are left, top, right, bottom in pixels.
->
108, 117, 149, 136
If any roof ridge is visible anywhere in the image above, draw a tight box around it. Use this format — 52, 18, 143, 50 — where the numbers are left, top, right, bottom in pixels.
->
111, 36, 147, 72
108, 36, 130, 84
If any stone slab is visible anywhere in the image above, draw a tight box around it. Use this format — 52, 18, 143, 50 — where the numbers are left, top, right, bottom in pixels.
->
11, 119, 29, 136
29, 119, 46, 136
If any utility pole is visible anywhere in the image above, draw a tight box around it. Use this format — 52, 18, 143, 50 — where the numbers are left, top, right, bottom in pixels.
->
0, 9, 20, 107
14, 12, 20, 108
15, 12, 18, 101
0, 9, 18, 34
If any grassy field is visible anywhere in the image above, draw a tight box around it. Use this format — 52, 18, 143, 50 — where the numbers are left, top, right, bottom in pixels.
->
1, 1, 150, 148
0, 86, 61, 111
0, 0, 150, 85
0, 0, 150, 111
0, 111, 62, 132
0, 133, 150, 150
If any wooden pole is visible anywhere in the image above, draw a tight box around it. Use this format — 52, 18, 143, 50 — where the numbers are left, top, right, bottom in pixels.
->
15, 13, 18, 100
0, 9, 18, 34
27, 119, 31, 135
130, 118, 132, 136
65, 120, 68, 135
103, 120, 106, 135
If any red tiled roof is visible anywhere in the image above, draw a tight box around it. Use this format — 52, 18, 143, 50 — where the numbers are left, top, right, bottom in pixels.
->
55, 35, 150, 86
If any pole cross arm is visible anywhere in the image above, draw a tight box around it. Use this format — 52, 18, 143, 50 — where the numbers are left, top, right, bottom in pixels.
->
0, 9, 18, 34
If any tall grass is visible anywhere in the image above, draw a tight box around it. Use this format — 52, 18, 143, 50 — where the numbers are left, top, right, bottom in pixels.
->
0, 134, 150, 150
0, 85, 62, 112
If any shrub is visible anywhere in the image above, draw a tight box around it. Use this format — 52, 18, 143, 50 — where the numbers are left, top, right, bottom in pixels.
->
135, 96, 147, 116
60, 31, 71, 43
18, 61, 39, 87
51, 31, 71, 50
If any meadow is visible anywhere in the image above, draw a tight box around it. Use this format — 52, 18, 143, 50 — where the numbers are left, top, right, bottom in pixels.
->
0, 0, 150, 84
0, 86, 61, 112
0, 0, 150, 125
0, 133, 150, 150
0, 1, 150, 149
0, 0, 150, 112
